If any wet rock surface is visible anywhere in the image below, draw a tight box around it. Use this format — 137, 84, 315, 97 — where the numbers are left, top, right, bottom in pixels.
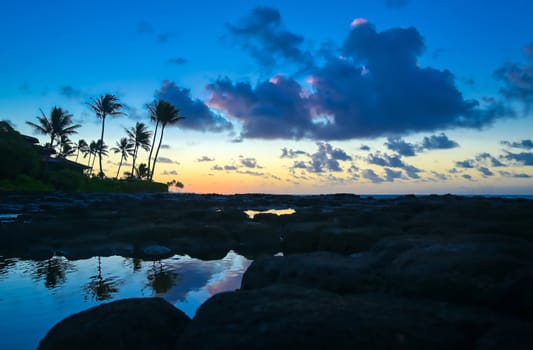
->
3, 193, 531, 348
38, 298, 190, 350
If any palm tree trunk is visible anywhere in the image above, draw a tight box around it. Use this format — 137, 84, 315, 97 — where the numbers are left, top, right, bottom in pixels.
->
130, 146, 138, 178
87, 152, 92, 167
147, 120, 159, 181
116, 155, 124, 179
150, 126, 165, 181
91, 153, 97, 174
98, 115, 106, 177
75, 148, 80, 163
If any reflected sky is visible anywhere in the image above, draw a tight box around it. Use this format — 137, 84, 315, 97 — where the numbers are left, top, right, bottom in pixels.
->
0, 251, 251, 350
244, 208, 296, 219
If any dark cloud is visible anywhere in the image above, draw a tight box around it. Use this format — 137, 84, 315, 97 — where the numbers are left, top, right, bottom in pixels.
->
385, 0, 409, 8
211, 165, 223, 171
475, 152, 505, 167
501, 151, 533, 166
478, 167, 494, 177
462, 174, 473, 180
167, 57, 187, 65
197, 156, 215, 162
237, 170, 264, 176
224, 165, 238, 171
162, 170, 178, 175
289, 142, 352, 174
280, 147, 308, 159
240, 157, 259, 168
420, 133, 459, 150
495, 44, 533, 106
499, 171, 532, 178
207, 75, 313, 139
137, 21, 154, 35
157, 80, 233, 132
123, 104, 145, 121
225, 7, 313, 69
160, 144, 171, 149
501, 139, 533, 150
359, 145, 370, 151
384, 168, 403, 182
157, 157, 177, 164
59, 86, 83, 99
362, 169, 384, 183
431, 171, 448, 181
456, 160, 475, 169
157, 32, 175, 44
367, 152, 421, 179
212, 20, 507, 140
385, 137, 416, 156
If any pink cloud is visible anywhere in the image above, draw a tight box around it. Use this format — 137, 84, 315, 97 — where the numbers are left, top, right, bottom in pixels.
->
351, 18, 368, 27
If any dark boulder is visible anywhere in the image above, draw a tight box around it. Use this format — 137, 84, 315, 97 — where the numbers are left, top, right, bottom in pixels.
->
38, 298, 190, 350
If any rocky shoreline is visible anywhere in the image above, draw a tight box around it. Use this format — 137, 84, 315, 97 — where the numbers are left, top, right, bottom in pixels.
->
2, 193, 532, 348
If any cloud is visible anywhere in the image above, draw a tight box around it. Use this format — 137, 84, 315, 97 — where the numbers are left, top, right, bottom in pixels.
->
240, 157, 259, 168
455, 160, 475, 168
384, 168, 403, 182
420, 133, 459, 150
462, 174, 473, 180
290, 142, 352, 174
237, 170, 264, 176
162, 170, 178, 175
385, 137, 416, 156
211, 19, 508, 140
167, 57, 187, 65
495, 44, 533, 107
224, 165, 238, 171
211, 165, 223, 171
367, 152, 421, 178
385, 0, 409, 8
431, 171, 448, 181
501, 151, 533, 166
280, 147, 308, 159
359, 145, 370, 151
207, 75, 313, 139
197, 156, 215, 162
475, 152, 505, 167
156, 80, 233, 132
160, 144, 171, 149
362, 169, 384, 183
157, 32, 175, 44
501, 139, 533, 150
225, 6, 313, 69
123, 104, 145, 121
157, 157, 178, 164
499, 171, 532, 178
478, 167, 494, 177
59, 86, 83, 99
137, 21, 154, 35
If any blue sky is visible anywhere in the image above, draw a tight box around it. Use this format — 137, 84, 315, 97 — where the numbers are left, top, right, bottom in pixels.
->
1, 0, 533, 194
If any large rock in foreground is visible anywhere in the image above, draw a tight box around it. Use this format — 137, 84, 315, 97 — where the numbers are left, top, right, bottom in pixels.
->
38, 298, 190, 350
179, 285, 533, 350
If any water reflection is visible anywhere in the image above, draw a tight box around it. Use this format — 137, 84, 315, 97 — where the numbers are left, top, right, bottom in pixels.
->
0, 250, 252, 350
83, 256, 122, 301
31, 256, 75, 290
145, 261, 180, 294
244, 208, 296, 219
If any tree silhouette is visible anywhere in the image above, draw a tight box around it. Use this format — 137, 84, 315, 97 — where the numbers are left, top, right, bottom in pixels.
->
74, 139, 88, 163
146, 261, 179, 294
147, 100, 184, 181
125, 122, 151, 179
83, 256, 121, 301
57, 135, 75, 158
87, 94, 125, 178
137, 163, 150, 180
31, 256, 74, 289
26, 107, 80, 152
111, 137, 133, 179
85, 140, 98, 173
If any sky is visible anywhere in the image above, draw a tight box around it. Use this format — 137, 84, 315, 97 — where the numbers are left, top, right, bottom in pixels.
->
1, 0, 533, 194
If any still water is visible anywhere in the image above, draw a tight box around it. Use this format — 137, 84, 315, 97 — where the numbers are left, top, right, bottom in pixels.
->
0, 251, 251, 350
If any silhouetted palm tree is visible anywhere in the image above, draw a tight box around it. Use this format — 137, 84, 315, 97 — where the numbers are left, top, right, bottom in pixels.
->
26, 107, 80, 152
137, 163, 150, 180
87, 94, 125, 177
148, 100, 184, 181
85, 140, 98, 172
125, 122, 151, 178
74, 139, 88, 163
111, 137, 133, 179
57, 135, 75, 158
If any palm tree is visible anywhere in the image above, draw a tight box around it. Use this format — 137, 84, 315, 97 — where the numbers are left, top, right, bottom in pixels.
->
111, 137, 133, 179
148, 100, 185, 181
137, 163, 149, 180
87, 94, 125, 177
74, 139, 88, 163
57, 135, 75, 158
85, 140, 98, 172
125, 122, 151, 178
26, 107, 80, 152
